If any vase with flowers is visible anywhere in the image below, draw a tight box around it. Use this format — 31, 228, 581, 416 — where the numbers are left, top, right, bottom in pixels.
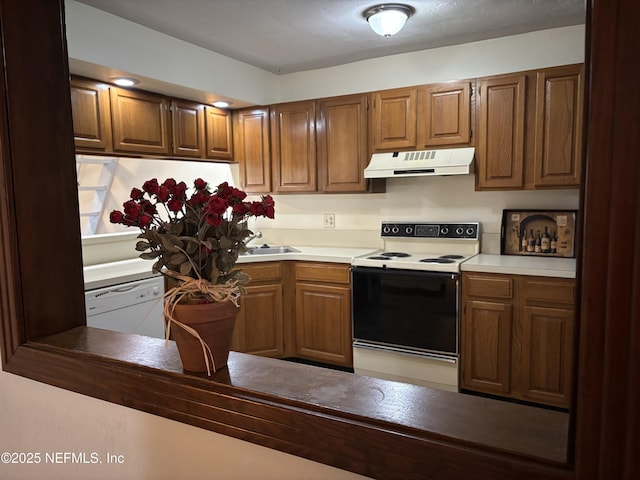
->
109, 177, 275, 375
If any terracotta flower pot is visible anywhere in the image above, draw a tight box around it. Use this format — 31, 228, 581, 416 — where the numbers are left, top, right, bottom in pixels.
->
169, 301, 239, 373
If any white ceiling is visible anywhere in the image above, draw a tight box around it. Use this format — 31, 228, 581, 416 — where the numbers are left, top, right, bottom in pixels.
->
74, 0, 585, 75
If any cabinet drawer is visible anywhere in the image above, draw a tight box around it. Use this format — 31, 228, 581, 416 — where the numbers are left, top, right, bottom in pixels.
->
465, 274, 513, 299
295, 262, 350, 284
523, 278, 575, 305
241, 262, 281, 282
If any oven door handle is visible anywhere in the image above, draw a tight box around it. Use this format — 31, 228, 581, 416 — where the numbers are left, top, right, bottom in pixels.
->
352, 341, 457, 363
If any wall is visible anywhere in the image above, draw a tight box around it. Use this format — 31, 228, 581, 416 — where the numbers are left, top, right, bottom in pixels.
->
19, 3, 584, 479
0, 368, 368, 480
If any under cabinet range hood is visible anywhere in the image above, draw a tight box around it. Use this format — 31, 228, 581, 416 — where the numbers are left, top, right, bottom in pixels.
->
364, 147, 475, 179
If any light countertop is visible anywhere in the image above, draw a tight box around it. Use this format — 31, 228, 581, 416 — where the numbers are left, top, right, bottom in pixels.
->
83, 246, 378, 291
461, 254, 576, 278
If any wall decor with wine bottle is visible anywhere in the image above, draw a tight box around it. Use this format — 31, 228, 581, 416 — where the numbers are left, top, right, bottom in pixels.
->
500, 209, 577, 258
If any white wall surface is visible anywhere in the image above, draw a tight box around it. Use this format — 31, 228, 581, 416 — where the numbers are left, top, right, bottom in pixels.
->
0, 369, 369, 480
16, 4, 585, 479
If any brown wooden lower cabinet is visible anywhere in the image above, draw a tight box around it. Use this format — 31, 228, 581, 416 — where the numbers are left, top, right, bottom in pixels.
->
232, 262, 284, 357
461, 271, 575, 408
232, 261, 353, 369
294, 262, 352, 367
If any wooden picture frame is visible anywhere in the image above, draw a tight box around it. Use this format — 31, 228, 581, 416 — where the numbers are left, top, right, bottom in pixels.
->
501, 209, 578, 258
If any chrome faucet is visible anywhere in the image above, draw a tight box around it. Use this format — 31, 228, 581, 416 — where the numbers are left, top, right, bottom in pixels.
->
246, 231, 262, 245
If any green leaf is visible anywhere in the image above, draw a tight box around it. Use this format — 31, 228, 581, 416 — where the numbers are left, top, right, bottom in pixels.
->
139, 251, 161, 260
136, 240, 151, 250
168, 252, 188, 265
179, 261, 192, 275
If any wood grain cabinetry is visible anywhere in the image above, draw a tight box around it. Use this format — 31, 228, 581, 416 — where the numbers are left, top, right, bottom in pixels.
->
232, 262, 284, 357
461, 272, 575, 408
476, 64, 583, 190
294, 262, 352, 367
533, 64, 583, 187
110, 86, 171, 155
371, 82, 473, 152
476, 74, 527, 189
70, 76, 113, 152
316, 94, 370, 193
170, 99, 204, 158
70, 76, 233, 161
233, 107, 272, 193
417, 81, 473, 147
370, 87, 418, 151
270, 100, 317, 193
204, 106, 233, 161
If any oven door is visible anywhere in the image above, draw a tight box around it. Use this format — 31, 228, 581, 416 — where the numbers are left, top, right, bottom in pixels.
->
351, 266, 459, 358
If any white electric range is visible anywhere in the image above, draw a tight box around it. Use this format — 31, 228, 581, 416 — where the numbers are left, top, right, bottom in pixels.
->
350, 221, 480, 391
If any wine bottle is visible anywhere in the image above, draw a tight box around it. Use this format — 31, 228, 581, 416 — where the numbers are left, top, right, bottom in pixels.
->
527, 229, 535, 252
541, 226, 551, 253
535, 230, 541, 253
550, 230, 558, 254
521, 227, 528, 252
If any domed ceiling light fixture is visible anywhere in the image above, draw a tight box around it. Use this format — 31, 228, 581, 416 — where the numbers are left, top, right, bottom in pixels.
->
363, 3, 415, 38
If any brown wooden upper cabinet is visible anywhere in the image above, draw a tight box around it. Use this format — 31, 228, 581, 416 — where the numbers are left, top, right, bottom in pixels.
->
233, 107, 272, 193
476, 63, 583, 190
171, 99, 204, 158
476, 74, 527, 189
70, 76, 113, 152
533, 64, 583, 187
370, 87, 418, 151
110, 86, 171, 155
71, 76, 233, 162
371, 82, 473, 153
204, 106, 233, 161
417, 81, 473, 147
316, 94, 370, 193
270, 100, 317, 193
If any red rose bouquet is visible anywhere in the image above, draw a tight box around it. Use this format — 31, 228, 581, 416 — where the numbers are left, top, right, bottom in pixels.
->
110, 178, 275, 305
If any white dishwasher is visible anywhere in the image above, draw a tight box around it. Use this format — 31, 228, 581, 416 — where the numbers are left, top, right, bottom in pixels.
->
85, 276, 165, 338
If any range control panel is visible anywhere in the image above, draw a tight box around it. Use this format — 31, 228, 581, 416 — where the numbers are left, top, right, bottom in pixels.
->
381, 222, 480, 240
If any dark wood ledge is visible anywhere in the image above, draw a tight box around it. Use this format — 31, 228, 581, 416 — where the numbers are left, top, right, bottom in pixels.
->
10, 328, 570, 473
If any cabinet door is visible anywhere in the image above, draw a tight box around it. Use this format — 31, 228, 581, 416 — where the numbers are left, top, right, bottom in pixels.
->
517, 306, 574, 408
533, 64, 583, 187
233, 107, 272, 193
69, 77, 112, 152
417, 82, 472, 147
371, 87, 417, 151
461, 299, 513, 394
270, 101, 316, 193
110, 87, 170, 155
205, 106, 233, 161
233, 283, 284, 357
295, 282, 352, 367
476, 75, 526, 189
171, 100, 204, 158
317, 94, 369, 192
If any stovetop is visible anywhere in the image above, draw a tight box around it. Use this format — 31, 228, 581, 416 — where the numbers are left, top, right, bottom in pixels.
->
351, 221, 481, 273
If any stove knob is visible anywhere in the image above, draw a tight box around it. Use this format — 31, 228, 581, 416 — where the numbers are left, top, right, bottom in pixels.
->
405, 226, 413, 235
466, 227, 475, 236
391, 226, 400, 234
382, 226, 391, 234
441, 226, 449, 236
455, 227, 464, 236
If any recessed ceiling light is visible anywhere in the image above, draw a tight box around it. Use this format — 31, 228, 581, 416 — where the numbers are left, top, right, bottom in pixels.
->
110, 77, 139, 87
213, 101, 231, 108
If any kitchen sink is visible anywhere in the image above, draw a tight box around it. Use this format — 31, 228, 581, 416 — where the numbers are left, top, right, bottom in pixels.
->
243, 245, 299, 255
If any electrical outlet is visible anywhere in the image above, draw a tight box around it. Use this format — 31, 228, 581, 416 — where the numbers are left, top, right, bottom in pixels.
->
323, 213, 335, 228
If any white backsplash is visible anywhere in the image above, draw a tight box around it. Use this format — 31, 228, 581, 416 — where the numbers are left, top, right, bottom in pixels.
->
81, 159, 580, 263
